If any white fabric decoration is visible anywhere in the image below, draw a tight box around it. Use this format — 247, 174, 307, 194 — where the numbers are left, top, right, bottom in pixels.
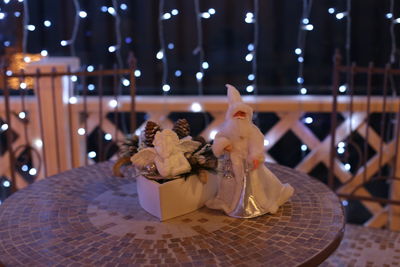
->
206, 84, 294, 218
131, 129, 201, 178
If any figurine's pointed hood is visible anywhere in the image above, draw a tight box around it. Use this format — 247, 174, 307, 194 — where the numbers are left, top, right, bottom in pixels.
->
225, 84, 253, 121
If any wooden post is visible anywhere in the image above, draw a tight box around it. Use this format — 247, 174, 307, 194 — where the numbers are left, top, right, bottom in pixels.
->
26, 57, 80, 177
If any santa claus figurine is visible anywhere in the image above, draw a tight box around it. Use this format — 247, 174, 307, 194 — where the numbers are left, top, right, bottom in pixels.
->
206, 84, 294, 218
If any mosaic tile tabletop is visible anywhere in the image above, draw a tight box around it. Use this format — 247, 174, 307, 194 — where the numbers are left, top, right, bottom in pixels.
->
0, 162, 344, 266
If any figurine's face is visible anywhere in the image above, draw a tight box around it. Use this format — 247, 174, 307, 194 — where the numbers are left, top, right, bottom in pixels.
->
233, 110, 246, 120
226, 102, 253, 123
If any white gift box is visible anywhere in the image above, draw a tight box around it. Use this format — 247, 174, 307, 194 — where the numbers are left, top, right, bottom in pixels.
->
136, 174, 218, 221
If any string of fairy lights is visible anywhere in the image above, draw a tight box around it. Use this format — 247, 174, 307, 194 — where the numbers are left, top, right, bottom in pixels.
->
388, 0, 397, 65
157, 1, 217, 116
336, 0, 352, 94
0, 3, 397, 104
295, 0, 313, 95
22, 0, 28, 54
68, 0, 81, 57
156, 6, 179, 95
192, 0, 210, 118
193, 0, 205, 96
1, 0, 397, 95
295, 0, 314, 156
158, 0, 169, 95
335, 0, 352, 187
243, 0, 259, 96
112, 0, 123, 69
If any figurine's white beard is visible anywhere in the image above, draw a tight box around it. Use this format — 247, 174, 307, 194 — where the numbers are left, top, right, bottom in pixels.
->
224, 117, 251, 139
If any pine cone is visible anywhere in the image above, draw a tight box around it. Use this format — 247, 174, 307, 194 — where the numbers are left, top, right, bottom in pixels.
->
144, 121, 161, 147
173, 119, 190, 139
119, 135, 139, 157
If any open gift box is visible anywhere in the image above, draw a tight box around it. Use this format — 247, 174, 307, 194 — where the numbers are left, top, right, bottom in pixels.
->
136, 174, 218, 221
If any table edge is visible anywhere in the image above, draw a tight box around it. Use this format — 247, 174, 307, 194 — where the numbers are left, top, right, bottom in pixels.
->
299, 227, 345, 267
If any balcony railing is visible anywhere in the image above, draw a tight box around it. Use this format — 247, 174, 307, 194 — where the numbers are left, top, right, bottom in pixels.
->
0, 56, 400, 230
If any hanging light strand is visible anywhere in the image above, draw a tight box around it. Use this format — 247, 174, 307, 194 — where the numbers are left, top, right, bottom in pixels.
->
22, 0, 29, 54
389, 0, 396, 65
112, 0, 123, 69
251, 0, 259, 96
296, 0, 313, 94
345, 0, 352, 76
158, 0, 168, 95
111, 0, 129, 134
69, 0, 82, 57
193, 0, 212, 125
193, 0, 204, 95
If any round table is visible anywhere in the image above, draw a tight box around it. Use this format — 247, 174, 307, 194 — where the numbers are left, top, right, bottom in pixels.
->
0, 162, 344, 266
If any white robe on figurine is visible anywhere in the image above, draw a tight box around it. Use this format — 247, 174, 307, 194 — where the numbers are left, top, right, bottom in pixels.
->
206, 84, 294, 218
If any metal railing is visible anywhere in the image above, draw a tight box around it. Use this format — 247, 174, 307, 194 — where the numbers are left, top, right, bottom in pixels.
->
330, 51, 400, 230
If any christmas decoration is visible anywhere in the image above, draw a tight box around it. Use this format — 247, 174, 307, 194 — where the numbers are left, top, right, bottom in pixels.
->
115, 119, 219, 221
172, 118, 190, 139
131, 127, 218, 181
112, 134, 139, 177
131, 129, 199, 178
112, 157, 131, 178
205, 84, 294, 218
119, 134, 139, 157
113, 119, 218, 181
144, 121, 161, 147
